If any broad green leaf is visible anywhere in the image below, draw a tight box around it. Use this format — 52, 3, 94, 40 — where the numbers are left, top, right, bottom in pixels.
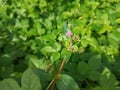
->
21, 68, 41, 90
99, 25, 112, 34
87, 37, 99, 49
101, 14, 110, 25
0, 66, 14, 78
108, 35, 119, 47
93, 86, 120, 90
39, 0, 47, 8
93, 86, 103, 90
108, 30, 120, 47
88, 71, 101, 81
50, 52, 60, 63
53, 43, 61, 52
0, 6, 9, 20
72, 45, 78, 52
56, 74, 80, 90
33, 69, 50, 89
21, 19, 29, 29
115, 18, 120, 24
62, 11, 73, 19
81, 39, 88, 47
0, 78, 21, 90
100, 67, 118, 87
77, 61, 88, 75
26, 55, 49, 71
41, 46, 57, 55
44, 18, 52, 29
88, 54, 101, 70
26, 55, 40, 68
42, 33, 56, 41
108, 32, 120, 42
0, 54, 13, 66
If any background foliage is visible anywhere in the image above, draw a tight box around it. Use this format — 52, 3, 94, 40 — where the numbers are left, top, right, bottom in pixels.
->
0, 0, 120, 90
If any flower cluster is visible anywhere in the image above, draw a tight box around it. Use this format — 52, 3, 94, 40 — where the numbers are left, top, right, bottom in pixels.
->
65, 30, 73, 37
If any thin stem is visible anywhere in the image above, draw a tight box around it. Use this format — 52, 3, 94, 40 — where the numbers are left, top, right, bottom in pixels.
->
46, 58, 66, 90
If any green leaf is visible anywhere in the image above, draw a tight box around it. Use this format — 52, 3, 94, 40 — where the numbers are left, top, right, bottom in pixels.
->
115, 18, 120, 24
72, 45, 78, 52
33, 20, 45, 35
61, 48, 71, 62
39, 0, 47, 8
42, 33, 56, 41
77, 61, 89, 75
62, 11, 73, 19
100, 67, 118, 88
93, 86, 120, 90
81, 36, 100, 50
62, 22, 69, 34
87, 37, 99, 49
108, 35, 119, 47
93, 86, 103, 90
88, 54, 101, 70
101, 14, 110, 25
99, 25, 112, 34
21, 19, 29, 29
53, 43, 61, 52
21, 68, 42, 90
62, 21, 70, 40
88, 71, 101, 81
108, 32, 120, 42
0, 54, 13, 66
50, 52, 60, 63
108, 29, 120, 47
0, 66, 14, 78
33, 69, 50, 89
0, 78, 21, 90
81, 39, 89, 47
56, 74, 80, 90
41, 46, 57, 55
26, 55, 40, 68
44, 18, 52, 29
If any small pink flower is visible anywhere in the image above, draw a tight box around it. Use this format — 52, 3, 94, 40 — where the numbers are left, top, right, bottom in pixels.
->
66, 30, 73, 37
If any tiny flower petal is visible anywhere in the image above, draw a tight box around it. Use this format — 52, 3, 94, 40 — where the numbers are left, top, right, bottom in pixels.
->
66, 30, 73, 37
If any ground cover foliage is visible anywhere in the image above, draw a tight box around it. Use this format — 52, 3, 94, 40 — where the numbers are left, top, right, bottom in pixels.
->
0, 0, 120, 90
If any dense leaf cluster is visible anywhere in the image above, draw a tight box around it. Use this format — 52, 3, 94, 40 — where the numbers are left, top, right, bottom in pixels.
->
0, 0, 120, 90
